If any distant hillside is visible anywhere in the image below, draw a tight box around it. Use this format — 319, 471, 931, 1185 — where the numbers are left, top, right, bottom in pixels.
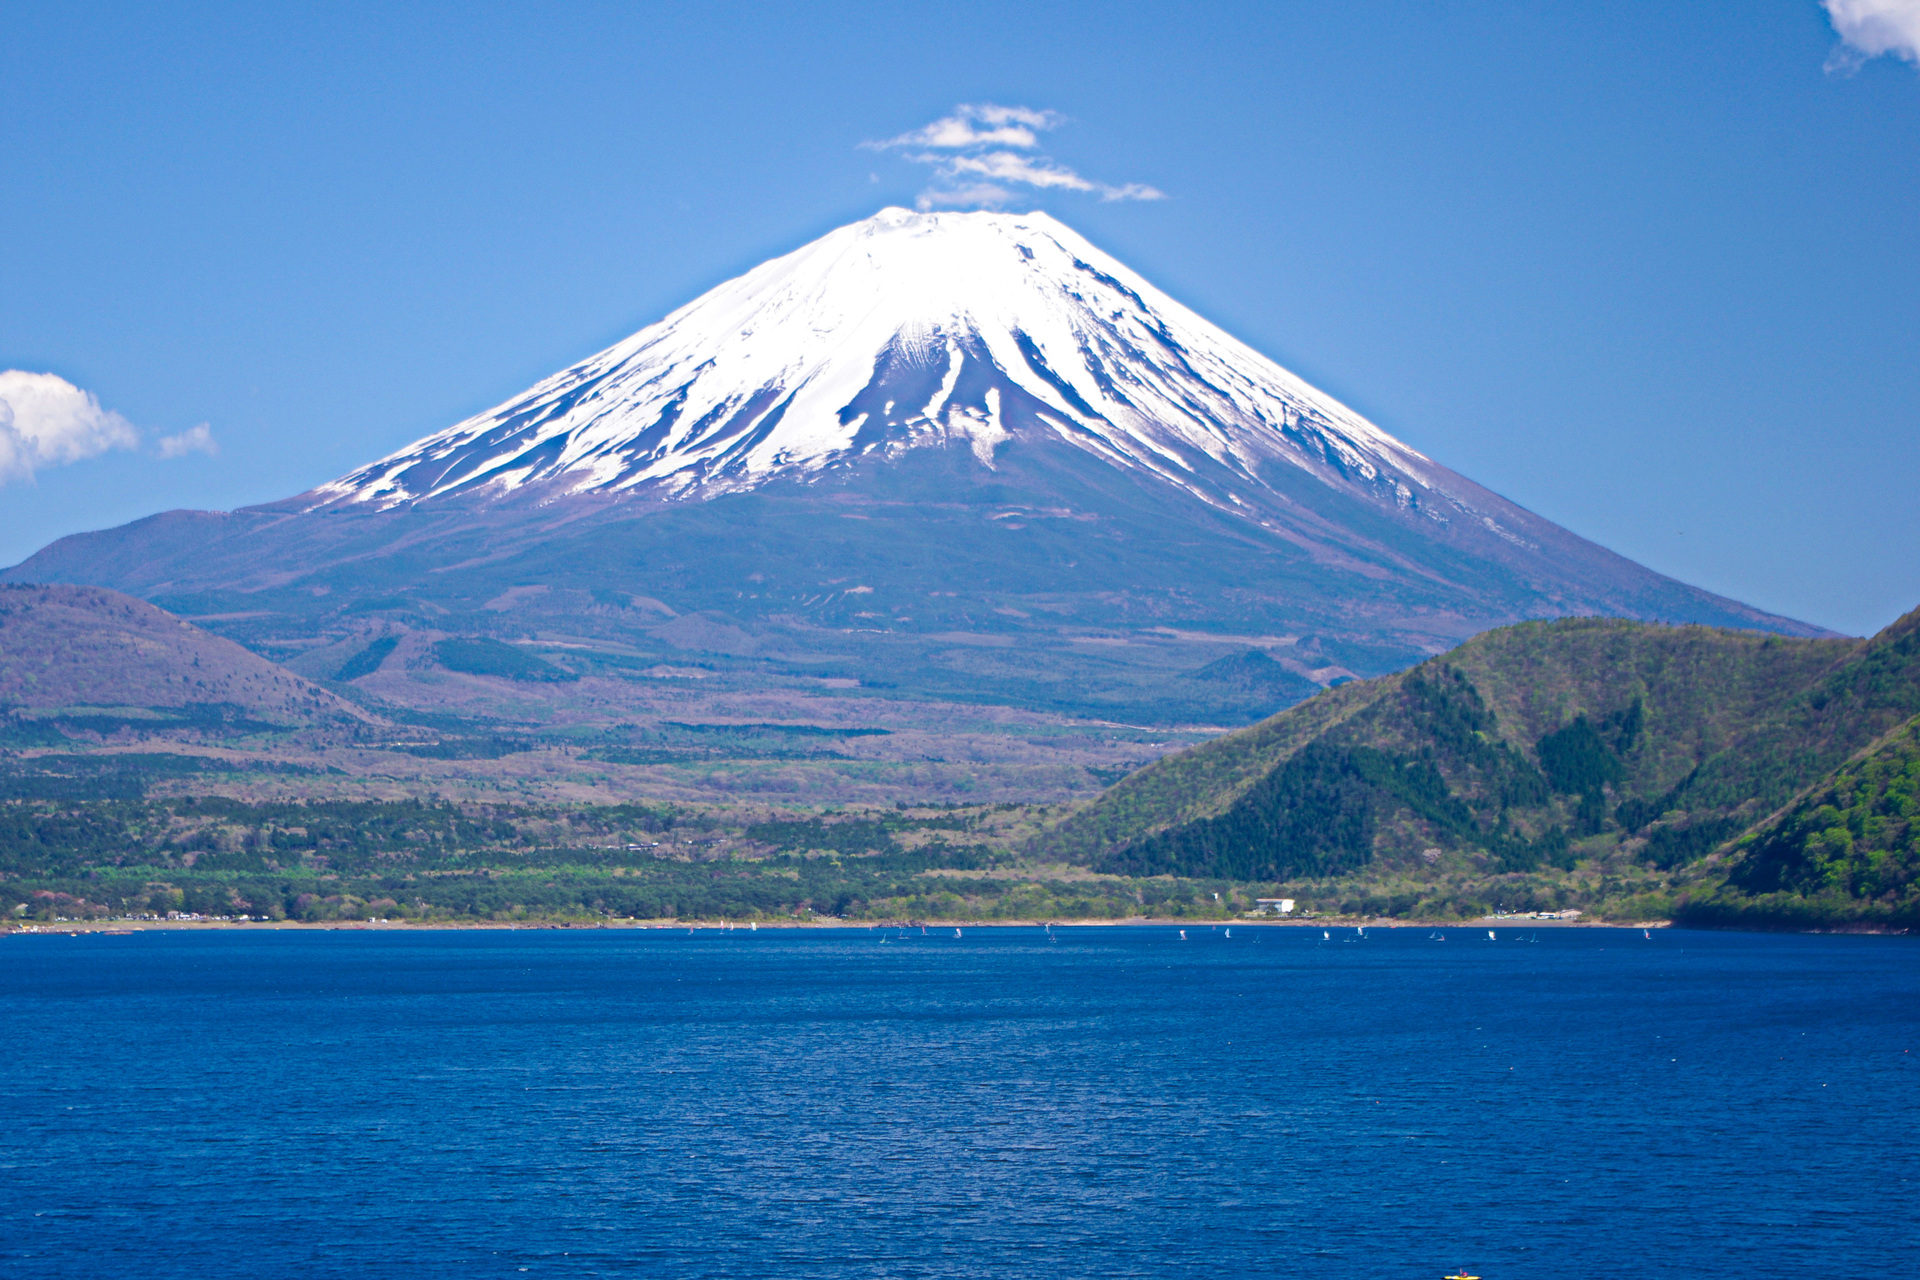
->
1661, 606, 1920, 818
0, 584, 363, 741
1035, 609, 1920, 926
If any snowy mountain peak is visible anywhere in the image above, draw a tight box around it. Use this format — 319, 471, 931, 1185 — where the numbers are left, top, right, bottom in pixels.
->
302, 207, 1440, 520
15, 209, 1831, 684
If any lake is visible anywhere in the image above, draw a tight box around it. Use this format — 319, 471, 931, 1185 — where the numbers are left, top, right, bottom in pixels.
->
3, 925, 1914, 1277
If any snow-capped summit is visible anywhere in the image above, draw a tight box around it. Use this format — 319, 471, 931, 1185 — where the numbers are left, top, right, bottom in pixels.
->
303, 207, 1442, 525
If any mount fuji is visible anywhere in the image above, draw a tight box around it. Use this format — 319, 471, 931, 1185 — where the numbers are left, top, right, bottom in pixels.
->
10, 208, 1825, 724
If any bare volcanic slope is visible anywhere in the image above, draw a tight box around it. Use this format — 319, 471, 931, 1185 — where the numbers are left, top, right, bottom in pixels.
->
8, 209, 1827, 724
0, 584, 361, 730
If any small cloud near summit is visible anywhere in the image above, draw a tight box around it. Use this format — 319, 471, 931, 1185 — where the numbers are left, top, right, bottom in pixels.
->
870, 104, 1065, 152
864, 103, 1164, 210
918, 182, 1017, 209
1822, 0, 1920, 71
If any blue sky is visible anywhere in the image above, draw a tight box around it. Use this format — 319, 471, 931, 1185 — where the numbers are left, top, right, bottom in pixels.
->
2, 0, 1916, 635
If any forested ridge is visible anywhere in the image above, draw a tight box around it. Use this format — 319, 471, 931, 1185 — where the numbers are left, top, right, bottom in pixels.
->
1037, 608, 1920, 929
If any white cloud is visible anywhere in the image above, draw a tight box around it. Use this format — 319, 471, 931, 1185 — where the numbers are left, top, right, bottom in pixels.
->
155, 422, 218, 459
869, 104, 1067, 152
935, 151, 1165, 202
866, 103, 1164, 209
1823, 0, 1920, 70
916, 183, 1016, 209
0, 370, 140, 482
0, 370, 217, 481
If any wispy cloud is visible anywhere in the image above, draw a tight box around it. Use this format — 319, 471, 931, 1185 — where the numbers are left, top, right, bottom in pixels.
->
156, 422, 218, 459
871, 104, 1066, 151
865, 103, 1164, 210
0, 370, 216, 481
916, 183, 1016, 209
1823, 0, 1920, 71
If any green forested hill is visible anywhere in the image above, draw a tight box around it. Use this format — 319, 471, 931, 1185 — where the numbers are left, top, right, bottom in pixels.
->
1038, 618, 1854, 866
1036, 608, 1920, 926
1682, 713, 1920, 929
1663, 607, 1920, 817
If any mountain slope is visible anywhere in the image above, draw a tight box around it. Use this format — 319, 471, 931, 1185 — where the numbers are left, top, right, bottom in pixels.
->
0, 584, 364, 737
1035, 615, 1878, 874
1661, 605, 1920, 818
1687, 713, 1920, 929
7, 208, 1826, 726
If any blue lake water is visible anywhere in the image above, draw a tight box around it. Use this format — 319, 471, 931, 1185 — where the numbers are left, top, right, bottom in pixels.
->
2, 925, 1915, 1278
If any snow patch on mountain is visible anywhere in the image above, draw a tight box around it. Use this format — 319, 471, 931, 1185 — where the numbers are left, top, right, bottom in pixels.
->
304, 208, 1467, 529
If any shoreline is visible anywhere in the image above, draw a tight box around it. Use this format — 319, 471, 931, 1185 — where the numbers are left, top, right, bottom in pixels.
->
9, 917, 1908, 936
5, 914, 1681, 934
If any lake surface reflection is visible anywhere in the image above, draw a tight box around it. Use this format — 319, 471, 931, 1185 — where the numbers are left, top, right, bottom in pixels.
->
3, 924, 1915, 1277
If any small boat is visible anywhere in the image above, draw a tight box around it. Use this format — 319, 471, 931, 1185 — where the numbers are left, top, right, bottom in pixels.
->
954, 928, 962, 938
1179, 930, 1187, 940
1488, 930, 1496, 940
1224, 928, 1231, 938
1322, 930, 1330, 940
1444, 1272, 1481, 1279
